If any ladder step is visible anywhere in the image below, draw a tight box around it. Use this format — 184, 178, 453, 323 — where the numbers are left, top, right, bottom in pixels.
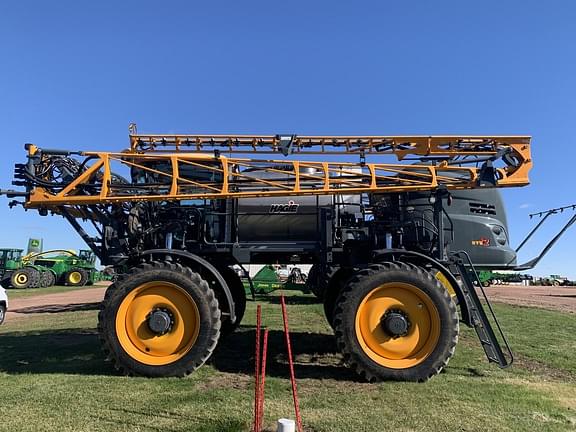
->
453, 252, 513, 368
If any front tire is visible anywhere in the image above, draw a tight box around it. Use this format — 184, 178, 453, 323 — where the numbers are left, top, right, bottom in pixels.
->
334, 262, 459, 382
98, 261, 221, 377
0, 304, 6, 325
11, 267, 40, 289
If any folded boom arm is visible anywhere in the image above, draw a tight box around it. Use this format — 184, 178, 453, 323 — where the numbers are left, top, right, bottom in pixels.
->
6, 133, 531, 210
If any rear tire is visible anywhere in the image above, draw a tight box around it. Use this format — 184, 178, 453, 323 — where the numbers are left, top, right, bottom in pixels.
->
11, 267, 40, 289
66, 268, 88, 286
215, 265, 246, 336
98, 261, 221, 377
323, 267, 356, 329
307, 265, 338, 301
0, 304, 6, 325
334, 262, 459, 382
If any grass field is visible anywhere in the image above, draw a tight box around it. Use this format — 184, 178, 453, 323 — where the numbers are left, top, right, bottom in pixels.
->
0, 292, 575, 432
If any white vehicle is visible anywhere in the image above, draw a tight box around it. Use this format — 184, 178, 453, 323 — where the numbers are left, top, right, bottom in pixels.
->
0, 286, 7, 325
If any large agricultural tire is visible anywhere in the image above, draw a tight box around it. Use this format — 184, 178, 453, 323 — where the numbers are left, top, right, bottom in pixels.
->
215, 265, 246, 336
1, 274, 12, 288
0, 270, 12, 288
65, 268, 89, 287
40, 271, 56, 288
333, 262, 459, 382
306, 265, 321, 298
307, 265, 339, 301
98, 261, 221, 377
323, 267, 356, 329
10, 267, 41, 289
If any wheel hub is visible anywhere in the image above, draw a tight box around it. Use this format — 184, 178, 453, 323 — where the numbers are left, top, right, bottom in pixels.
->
147, 308, 175, 335
381, 309, 411, 338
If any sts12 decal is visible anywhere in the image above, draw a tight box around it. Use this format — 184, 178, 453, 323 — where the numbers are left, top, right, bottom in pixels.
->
471, 238, 490, 247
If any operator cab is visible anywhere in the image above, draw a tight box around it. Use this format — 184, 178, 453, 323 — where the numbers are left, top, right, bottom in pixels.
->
402, 189, 516, 269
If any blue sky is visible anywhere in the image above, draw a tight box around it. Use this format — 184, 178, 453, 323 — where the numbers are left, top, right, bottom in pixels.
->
1, 1, 575, 277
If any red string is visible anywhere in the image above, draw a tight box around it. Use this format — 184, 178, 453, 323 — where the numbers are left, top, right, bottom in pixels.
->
280, 294, 303, 432
258, 329, 269, 431
253, 305, 261, 432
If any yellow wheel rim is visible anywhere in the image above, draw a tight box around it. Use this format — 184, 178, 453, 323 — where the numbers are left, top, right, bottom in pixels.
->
435, 271, 457, 297
115, 281, 200, 366
15, 273, 28, 286
355, 282, 441, 369
69, 271, 82, 284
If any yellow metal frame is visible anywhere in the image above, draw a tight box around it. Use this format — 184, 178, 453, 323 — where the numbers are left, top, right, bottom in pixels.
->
25, 133, 532, 208
129, 133, 530, 158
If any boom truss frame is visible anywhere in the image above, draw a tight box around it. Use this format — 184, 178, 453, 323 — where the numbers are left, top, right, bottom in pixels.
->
128, 132, 531, 158
14, 132, 531, 209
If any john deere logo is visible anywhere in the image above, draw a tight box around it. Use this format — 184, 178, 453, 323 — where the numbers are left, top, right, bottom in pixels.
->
269, 200, 299, 214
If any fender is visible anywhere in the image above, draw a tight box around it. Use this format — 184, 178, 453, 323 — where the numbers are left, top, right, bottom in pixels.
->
372, 249, 471, 327
139, 249, 236, 323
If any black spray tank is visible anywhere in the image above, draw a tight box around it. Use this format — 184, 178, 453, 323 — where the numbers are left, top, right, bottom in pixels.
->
236, 166, 361, 243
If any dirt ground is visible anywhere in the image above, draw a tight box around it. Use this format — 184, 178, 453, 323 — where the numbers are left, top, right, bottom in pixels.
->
4, 283, 576, 323
6, 286, 107, 322
483, 285, 576, 313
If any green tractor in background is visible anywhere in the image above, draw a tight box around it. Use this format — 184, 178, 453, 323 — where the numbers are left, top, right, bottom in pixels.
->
8, 249, 99, 289
477, 270, 533, 287
0, 249, 24, 287
538, 274, 574, 287
0, 238, 103, 289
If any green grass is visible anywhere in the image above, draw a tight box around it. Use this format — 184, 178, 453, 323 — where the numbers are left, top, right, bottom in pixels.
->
6, 284, 97, 299
0, 294, 575, 431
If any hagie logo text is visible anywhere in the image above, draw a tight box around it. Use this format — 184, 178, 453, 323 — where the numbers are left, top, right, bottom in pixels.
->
269, 200, 299, 214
